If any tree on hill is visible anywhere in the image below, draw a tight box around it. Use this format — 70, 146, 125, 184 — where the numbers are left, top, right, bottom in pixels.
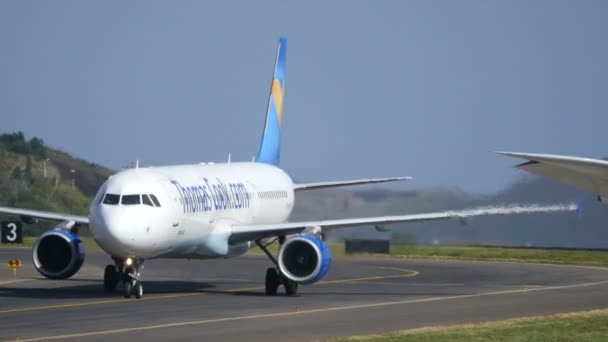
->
0, 131, 47, 159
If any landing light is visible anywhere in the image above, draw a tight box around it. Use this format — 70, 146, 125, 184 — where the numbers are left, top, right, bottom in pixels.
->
125, 258, 133, 267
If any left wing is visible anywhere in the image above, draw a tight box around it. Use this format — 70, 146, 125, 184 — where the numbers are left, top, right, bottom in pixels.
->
294, 176, 412, 191
229, 203, 576, 244
0, 206, 89, 225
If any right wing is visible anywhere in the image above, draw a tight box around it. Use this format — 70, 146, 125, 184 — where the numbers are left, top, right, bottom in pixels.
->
0, 206, 89, 225
497, 151, 608, 202
229, 203, 576, 244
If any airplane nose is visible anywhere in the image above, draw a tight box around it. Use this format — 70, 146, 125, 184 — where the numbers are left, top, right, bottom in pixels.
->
104, 215, 129, 242
92, 208, 138, 255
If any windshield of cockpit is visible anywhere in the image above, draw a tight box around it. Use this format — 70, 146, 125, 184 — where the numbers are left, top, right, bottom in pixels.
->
101, 193, 161, 207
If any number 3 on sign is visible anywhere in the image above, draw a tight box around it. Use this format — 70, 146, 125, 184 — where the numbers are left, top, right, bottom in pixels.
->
1, 221, 23, 244
6, 223, 17, 242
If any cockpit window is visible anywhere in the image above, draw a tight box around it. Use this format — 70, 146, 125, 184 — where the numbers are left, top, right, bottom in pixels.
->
102, 194, 120, 205
149, 194, 161, 207
142, 194, 154, 207
121, 194, 141, 205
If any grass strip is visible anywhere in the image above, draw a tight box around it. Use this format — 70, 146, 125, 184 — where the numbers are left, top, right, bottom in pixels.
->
5, 239, 608, 266
328, 309, 608, 342
248, 244, 608, 266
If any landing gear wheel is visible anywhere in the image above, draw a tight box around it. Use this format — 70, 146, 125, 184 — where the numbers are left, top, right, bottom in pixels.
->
103, 265, 119, 293
123, 280, 133, 299
134, 282, 143, 299
265, 268, 280, 295
284, 279, 298, 296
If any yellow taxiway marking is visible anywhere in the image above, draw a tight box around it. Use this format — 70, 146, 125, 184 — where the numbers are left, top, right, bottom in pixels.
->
0, 279, 32, 285
221, 267, 418, 293
0, 267, 418, 315
11, 279, 608, 342
317, 267, 419, 285
0, 292, 205, 314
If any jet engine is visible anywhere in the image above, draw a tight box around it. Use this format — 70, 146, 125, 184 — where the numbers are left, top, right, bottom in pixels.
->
278, 235, 331, 284
32, 229, 85, 279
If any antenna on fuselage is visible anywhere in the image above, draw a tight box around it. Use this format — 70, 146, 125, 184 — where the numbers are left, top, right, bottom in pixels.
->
135, 159, 139, 169
228, 153, 231, 164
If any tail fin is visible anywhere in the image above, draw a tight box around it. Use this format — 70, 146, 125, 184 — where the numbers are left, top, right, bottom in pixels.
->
256, 37, 287, 166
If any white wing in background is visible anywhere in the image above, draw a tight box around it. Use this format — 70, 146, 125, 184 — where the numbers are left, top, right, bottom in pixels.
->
497, 151, 608, 202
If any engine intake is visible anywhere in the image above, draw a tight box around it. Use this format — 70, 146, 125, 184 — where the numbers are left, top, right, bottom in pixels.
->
33, 229, 85, 279
278, 235, 331, 284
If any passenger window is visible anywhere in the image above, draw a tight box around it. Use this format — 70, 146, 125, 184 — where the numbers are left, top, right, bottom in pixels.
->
122, 194, 141, 205
149, 194, 161, 207
102, 194, 120, 205
142, 194, 154, 207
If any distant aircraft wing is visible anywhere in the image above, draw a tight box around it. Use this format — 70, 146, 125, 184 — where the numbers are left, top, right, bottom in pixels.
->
0, 206, 89, 225
293, 176, 412, 191
229, 203, 576, 244
497, 151, 608, 202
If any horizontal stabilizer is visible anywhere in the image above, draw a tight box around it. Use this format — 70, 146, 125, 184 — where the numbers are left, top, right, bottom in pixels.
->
294, 176, 412, 191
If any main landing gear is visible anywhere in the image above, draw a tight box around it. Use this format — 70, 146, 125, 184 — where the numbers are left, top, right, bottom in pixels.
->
103, 257, 145, 299
255, 237, 298, 296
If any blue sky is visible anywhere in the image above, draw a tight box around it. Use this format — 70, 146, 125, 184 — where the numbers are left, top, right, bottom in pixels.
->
1, 1, 607, 194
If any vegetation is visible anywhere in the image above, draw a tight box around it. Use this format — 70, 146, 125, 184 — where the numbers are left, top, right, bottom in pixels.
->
329, 309, 608, 342
0, 131, 46, 159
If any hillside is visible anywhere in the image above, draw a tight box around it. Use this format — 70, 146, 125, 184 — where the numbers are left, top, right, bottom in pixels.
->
0, 132, 112, 234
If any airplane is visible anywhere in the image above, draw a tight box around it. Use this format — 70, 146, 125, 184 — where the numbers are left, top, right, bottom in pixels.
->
0, 38, 577, 299
497, 151, 608, 203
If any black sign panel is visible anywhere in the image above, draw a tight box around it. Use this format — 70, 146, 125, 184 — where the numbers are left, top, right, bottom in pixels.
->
1, 221, 23, 244
345, 239, 390, 254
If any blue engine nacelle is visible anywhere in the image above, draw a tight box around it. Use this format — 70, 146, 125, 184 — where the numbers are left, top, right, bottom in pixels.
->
32, 229, 85, 280
278, 235, 331, 284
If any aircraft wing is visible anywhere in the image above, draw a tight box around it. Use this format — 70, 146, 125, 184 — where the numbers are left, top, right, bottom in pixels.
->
497, 151, 608, 202
293, 176, 412, 191
229, 203, 576, 244
0, 206, 89, 225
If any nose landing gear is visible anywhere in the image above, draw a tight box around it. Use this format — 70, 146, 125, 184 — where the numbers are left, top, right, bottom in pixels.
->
122, 266, 143, 299
103, 257, 145, 299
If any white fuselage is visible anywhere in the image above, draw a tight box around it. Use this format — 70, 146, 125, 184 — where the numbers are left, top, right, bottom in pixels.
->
89, 162, 294, 259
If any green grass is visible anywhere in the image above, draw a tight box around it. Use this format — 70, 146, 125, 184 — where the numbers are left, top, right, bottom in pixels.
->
386, 245, 608, 265
329, 309, 608, 342
247, 243, 608, 266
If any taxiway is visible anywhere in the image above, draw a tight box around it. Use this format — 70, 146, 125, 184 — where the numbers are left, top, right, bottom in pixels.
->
1, 248, 608, 341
